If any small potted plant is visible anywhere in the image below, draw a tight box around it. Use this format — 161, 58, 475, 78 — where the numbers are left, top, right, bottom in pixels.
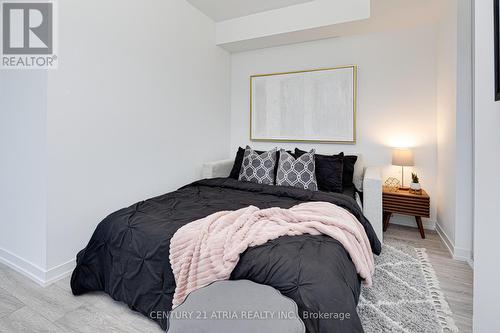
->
410, 172, 421, 193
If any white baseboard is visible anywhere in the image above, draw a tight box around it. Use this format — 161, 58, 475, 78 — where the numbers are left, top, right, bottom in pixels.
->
0, 247, 75, 287
45, 259, 76, 285
453, 246, 473, 262
0, 247, 47, 286
435, 223, 473, 264
435, 223, 454, 255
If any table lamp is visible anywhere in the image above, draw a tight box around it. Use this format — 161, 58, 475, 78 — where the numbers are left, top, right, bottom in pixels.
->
392, 148, 414, 189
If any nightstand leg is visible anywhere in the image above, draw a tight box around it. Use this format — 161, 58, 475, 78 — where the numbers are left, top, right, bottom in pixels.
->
415, 216, 425, 239
383, 212, 392, 232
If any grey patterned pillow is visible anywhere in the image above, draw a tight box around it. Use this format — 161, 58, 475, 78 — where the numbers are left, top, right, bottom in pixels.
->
238, 146, 277, 185
276, 149, 318, 191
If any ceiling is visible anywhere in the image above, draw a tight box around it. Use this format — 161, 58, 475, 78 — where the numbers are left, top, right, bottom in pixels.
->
217, 0, 444, 52
187, 0, 314, 22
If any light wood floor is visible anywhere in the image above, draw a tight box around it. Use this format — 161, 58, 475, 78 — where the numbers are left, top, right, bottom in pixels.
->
0, 225, 473, 332
384, 225, 473, 332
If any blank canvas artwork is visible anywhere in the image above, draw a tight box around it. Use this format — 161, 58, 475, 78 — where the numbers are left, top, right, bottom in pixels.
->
250, 66, 356, 143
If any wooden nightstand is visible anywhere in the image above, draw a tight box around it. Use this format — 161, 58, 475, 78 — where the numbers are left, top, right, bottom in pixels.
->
382, 186, 430, 238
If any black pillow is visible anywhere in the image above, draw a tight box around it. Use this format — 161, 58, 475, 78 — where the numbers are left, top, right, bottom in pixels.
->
294, 148, 344, 193
229, 147, 246, 179
295, 149, 358, 188
342, 155, 358, 188
229, 147, 291, 181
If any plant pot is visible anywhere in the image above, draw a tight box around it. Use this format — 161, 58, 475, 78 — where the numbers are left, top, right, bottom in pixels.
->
410, 182, 421, 191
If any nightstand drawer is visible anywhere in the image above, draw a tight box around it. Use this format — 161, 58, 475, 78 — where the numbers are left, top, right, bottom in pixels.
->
383, 199, 430, 217
382, 189, 430, 218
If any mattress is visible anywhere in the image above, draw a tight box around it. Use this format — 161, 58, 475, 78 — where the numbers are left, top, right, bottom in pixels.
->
71, 178, 380, 333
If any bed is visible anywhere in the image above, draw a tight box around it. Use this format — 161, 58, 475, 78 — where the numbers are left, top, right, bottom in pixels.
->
71, 158, 382, 333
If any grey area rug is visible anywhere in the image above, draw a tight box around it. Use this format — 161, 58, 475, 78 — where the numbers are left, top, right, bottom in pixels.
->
358, 241, 459, 333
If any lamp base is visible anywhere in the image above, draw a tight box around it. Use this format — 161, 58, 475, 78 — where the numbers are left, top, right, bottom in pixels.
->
398, 186, 410, 191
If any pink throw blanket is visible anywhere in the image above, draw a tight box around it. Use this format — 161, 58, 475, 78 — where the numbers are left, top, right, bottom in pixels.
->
169, 201, 375, 308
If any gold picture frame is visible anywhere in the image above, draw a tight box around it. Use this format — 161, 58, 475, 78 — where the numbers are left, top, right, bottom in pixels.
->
250, 65, 357, 144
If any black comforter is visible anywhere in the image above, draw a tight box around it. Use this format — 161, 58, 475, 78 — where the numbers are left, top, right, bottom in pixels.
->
71, 178, 381, 333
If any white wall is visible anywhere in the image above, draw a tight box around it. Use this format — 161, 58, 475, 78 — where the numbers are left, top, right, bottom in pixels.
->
1, 0, 231, 282
44, 0, 230, 270
473, 0, 500, 330
0, 71, 48, 282
230, 25, 438, 229
436, 0, 458, 254
435, 0, 473, 262
454, 0, 473, 261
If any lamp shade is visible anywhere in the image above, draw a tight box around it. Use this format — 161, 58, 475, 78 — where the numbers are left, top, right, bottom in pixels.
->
392, 148, 414, 166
